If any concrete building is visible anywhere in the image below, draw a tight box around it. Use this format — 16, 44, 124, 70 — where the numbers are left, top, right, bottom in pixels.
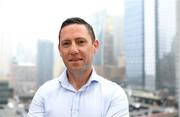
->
10, 63, 37, 96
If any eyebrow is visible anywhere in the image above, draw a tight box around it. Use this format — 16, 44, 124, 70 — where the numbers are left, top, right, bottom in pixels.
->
61, 37, 86, 41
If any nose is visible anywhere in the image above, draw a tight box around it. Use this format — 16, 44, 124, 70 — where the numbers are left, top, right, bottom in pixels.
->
70, 42, 79, 55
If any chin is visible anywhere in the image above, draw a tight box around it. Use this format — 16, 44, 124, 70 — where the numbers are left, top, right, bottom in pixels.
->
68, 66, 82, 70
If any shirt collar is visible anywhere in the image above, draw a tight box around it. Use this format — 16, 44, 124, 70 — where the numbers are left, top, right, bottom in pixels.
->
87, 67, 100, 83
58, 67, 100, 91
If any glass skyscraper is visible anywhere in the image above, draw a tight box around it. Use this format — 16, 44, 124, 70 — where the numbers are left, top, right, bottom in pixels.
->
37, 40, 54, 87
124, 0, 177, 95
124, 0, 145, 89
156, 0, 177, 95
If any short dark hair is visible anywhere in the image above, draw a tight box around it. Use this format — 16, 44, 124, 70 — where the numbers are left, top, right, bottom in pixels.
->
59, 17, 96, 42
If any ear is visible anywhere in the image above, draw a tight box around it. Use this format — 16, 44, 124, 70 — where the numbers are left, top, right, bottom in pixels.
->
93, 40, 99, 53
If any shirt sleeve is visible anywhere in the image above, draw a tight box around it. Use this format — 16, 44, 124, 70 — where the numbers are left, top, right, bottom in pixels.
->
105, 87, 130, 117
27, 87, 45, 117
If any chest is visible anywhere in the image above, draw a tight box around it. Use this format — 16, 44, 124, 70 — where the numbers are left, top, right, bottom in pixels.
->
44, 87, 107, 117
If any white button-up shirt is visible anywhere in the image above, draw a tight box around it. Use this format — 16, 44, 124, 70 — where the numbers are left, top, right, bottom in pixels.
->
27, 68, 129, 117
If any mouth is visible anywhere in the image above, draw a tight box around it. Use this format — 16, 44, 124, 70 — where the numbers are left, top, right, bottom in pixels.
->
69, 58, 83, 62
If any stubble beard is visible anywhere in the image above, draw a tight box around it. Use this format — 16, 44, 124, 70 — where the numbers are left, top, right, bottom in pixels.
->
68, 63, 92, 80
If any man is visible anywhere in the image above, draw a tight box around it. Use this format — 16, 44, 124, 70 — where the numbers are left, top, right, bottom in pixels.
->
27, 17, 129, 117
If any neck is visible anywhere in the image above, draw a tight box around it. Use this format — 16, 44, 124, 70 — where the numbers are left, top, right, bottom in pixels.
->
67, 67, 92, 90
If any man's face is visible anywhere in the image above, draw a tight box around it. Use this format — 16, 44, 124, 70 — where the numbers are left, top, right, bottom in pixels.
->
58, 24, 99, 72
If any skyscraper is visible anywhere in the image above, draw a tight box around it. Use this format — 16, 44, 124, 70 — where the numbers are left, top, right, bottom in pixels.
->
144, 0, 156, 91
103, 17, 117, 66
124, 0, 177, 96
124, 0, 145, 89
155, 0, 177, 95
91, 11, 125, 82
37, 40, 54, 87
176, 0, 180, 115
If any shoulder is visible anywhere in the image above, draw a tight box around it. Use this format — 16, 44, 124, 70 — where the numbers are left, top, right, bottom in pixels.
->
30, 78, 60, 106
97, 75, 129, 114
35, 78, 60, 96
98, 75, 124, 91
97, 75, 127, 97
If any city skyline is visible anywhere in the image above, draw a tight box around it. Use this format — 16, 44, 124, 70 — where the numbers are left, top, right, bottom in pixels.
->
0, 0, 179, 116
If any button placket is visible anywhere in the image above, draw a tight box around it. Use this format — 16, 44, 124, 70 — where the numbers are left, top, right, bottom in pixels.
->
71, 92, 81, 117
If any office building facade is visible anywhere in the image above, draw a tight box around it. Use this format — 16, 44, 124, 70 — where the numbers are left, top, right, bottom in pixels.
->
37, 40, 54, 87
124, 0, 177, 95
155, 0, 177, 95
124, 0, 145, 89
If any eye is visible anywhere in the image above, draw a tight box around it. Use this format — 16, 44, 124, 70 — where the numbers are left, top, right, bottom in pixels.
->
61, 41, 71, 47
76, 39, 86, 46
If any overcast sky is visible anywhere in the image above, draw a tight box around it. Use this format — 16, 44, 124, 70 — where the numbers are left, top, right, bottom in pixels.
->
0, 0, 124, 45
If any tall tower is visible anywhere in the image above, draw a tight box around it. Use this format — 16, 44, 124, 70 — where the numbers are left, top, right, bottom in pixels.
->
124, 0, 145, 89
125, 0, 177, 95
144, 0, 156, 91
176, 0, 180, 115
37, 40, 54, 87
91, 12, 125, 82
155, 0, 177, 95
103, 16, 117, 66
